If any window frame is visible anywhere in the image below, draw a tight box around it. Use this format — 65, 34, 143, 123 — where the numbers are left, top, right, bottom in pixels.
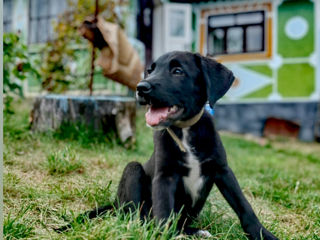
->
206, 10, 266, 57
28, 0, 67, 44
4, 0, 13, 33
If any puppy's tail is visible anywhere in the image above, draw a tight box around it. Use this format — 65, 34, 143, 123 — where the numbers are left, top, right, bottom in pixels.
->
54, 204, 114, 233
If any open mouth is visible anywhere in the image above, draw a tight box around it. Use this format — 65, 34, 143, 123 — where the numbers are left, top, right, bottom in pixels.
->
145, 105, 184, 127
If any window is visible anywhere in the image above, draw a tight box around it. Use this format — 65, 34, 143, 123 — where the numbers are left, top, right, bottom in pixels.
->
29, 0, 68, 43
207, 11, 265, 56
4, 0, 13, 32
169, 9, 186, 37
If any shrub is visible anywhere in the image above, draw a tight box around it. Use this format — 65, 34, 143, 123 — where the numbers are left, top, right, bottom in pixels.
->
3, 33, 40, 113
3, 33, 40, 96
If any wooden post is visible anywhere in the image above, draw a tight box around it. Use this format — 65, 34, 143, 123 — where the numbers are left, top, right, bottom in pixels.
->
88, 0, 99, 96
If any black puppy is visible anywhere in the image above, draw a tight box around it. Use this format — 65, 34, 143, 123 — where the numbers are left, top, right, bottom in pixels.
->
58, 51, 277, 239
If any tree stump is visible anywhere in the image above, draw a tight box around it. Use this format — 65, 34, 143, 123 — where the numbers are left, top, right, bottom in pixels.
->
30, 95, 136, 144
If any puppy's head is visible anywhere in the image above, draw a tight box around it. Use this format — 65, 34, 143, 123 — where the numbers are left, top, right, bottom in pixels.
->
136, 51, 234, 129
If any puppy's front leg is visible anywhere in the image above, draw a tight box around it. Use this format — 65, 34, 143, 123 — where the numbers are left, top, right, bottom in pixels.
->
214, 166, 278, 240
152, 174, 179, 221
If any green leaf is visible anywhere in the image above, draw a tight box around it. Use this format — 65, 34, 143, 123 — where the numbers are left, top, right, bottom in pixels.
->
3, 32, 40, 97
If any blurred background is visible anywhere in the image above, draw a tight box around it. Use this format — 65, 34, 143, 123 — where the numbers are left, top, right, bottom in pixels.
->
3, 0, 320, 142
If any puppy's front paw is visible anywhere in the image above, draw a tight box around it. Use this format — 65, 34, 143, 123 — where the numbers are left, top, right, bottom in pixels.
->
183, 227, 212, 237
196, 230, 212, 238
260, 227, 278, 240
245, 224, 278, 240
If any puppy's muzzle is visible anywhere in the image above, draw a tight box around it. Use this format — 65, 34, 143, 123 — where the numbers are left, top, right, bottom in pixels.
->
136, 81, 152, 105
137, 81, 152, 94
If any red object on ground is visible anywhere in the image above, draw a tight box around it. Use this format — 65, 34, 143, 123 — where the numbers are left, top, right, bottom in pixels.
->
263, 117, 300, 139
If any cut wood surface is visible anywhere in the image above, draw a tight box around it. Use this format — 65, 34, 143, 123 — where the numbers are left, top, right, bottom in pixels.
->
30, 95, 136, 143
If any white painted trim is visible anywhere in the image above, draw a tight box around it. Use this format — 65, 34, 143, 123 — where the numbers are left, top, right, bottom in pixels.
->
310, 0, 320, 100
11, 0, 30, 95
12, 0, 29, 42
224, 60, 271, 65
281, 57, 312, 64
219, 98, 318, 105
24, 0, 30, 95
203, 12, 208, 55
194, 7, 201, 53
271, 0, 281, 99
206, 57, 311, 66
152, 5, 164, 60
195, 0, 271, 11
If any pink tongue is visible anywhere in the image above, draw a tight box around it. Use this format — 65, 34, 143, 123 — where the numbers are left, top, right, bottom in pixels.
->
145, 107, 169, 126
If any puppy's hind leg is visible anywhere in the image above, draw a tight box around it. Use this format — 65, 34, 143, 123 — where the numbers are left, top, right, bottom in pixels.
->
54, 204, 114, 233
116, 161, 152, 218
55, 162, 151, 233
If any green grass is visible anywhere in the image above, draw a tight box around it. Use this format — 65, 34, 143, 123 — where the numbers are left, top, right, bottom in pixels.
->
4, 98, 320, 239
53, 121, 118, 148
3, 205, 35, 239
46, 147, 84, 175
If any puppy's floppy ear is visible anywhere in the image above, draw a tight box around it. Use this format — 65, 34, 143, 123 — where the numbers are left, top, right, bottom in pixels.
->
196, 54, 235, 107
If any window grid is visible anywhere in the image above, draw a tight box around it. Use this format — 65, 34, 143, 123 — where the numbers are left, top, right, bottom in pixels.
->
207, 11, 265, 57
28, 0, 68, 44
4, 0, 13, 33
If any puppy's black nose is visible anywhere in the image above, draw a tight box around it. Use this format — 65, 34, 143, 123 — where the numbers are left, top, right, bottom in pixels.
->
137, 81, 152, 94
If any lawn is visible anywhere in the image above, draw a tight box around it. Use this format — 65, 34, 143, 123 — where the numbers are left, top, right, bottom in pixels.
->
3, 98, 320, 239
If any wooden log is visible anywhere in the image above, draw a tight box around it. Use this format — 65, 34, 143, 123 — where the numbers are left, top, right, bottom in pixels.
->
30, 95, 136, 144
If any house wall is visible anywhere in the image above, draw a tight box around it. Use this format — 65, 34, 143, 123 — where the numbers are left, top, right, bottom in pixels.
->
155, 0, 320, 141
214, 101, 319, 141
193, 0, 319, 102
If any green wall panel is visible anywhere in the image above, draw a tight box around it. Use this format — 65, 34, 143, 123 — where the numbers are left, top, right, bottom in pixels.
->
243, 84, 272, 99
278, 63, 314, 97
242, 65, 273, 77
277, 0, 314, 58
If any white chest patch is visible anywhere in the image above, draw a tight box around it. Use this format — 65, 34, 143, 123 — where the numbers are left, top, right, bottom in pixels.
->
181, 128, 204, 206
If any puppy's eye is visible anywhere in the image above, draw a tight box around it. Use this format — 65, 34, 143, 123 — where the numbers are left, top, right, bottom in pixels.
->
146, 63, 156, 75
172, 67, 183, 75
